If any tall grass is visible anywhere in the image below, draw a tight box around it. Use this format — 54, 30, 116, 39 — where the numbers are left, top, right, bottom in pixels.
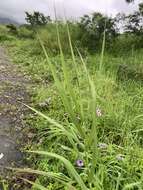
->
12, 21, 105, 189
0, 180, 8, 190
6, 20, 143, 190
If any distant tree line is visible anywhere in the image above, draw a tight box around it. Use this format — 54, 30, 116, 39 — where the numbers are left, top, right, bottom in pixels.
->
77, 2, 143, 52
6, 2, 143, 54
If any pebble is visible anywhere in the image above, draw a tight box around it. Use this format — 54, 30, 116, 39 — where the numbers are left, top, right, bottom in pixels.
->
0, 153, 4, 160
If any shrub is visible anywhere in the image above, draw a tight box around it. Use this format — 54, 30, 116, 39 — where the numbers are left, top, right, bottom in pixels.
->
117, 64, 143, 82
0, 34, 16, 42
33, 22, 82, 55
111, 33, 143, 55
6, 24, 18, 34
18, 27, 35, 39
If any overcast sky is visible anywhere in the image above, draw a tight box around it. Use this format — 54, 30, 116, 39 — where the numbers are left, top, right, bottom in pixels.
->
0, 0, 142, 23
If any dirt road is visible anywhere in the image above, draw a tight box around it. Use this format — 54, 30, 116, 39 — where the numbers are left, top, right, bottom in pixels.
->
0, 47, 30, 175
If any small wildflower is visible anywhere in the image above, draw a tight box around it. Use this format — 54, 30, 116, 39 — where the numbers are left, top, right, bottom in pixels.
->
116, 154, 124, 161
76, 159, 84, 167
96, 108, 102, 117
98, 143, 108, 149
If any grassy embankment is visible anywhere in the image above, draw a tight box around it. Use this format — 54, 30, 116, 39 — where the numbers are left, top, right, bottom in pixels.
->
1, 24, 143, 189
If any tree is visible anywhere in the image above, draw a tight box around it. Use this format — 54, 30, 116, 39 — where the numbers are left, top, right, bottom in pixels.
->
122, 3, 143, 35
139, 3, 143, 15
125, 0, 143, 15
124, 12, 142, 34
125, 0, 134, 3
114, 2, 143, 35
113, 3, 143, 52
78, 12, 117, 51
25, 11, 51, 26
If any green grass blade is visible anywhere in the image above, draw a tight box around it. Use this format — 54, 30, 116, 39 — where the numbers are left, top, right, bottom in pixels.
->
22, 177, 76, 190
123, 182, 141, 190
21, 178, 48, 190
2, 182, 8, 190
7, 167, 70, 184
99, 23, 106, 72
28, 150, 88, 190
38, 34, 83, 134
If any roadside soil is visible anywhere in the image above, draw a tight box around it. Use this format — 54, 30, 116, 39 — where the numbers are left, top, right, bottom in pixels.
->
0, 46, 33, 187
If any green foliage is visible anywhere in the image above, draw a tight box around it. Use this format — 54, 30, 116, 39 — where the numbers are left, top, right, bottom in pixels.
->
25, 11, 51, 26
0, 25, 16, 42
18, 26, 35, 38
78, 12, 117, 52
6, 24, 18, 34
115, 3, 143, 37
5, 23, 143, 189
111, 33, 143, 55
0, 34, 15, 42
0, 179, 8, 190
32, 22, 82, 55
2, 5, 143, 189
117, 63, 143, 82
124, 12, 143, 35
2, 9, 143, 55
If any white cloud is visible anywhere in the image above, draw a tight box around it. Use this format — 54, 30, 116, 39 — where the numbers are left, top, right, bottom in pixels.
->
0, 0, 141, 23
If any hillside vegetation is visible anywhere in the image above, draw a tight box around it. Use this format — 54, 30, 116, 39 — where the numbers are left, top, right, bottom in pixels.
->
0, 3, 143, 189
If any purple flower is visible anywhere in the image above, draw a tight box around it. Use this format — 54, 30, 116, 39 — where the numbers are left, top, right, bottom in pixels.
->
98, 143, 108, 149
96, 108, 102, 117
76, 159, 84, 167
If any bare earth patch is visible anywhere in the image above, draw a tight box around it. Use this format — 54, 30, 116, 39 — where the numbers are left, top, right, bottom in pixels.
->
0, 47, 31, 176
